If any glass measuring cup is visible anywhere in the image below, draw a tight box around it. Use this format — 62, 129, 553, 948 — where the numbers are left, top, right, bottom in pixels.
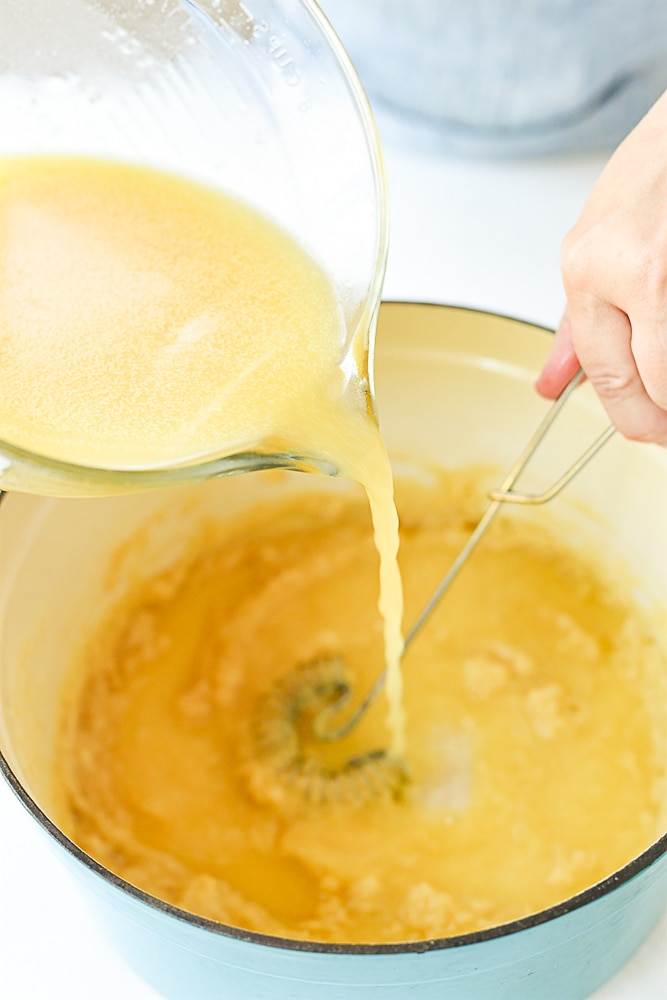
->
0, 0, 388, 496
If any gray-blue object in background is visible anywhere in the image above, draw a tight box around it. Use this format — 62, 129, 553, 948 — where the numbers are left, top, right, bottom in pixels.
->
321, 0, 667, 155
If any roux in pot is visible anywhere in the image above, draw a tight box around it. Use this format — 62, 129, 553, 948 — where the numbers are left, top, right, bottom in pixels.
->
57, 469, 666, 943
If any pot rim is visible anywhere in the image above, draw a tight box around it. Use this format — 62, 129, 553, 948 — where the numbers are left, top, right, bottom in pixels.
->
1, 302, 665, 956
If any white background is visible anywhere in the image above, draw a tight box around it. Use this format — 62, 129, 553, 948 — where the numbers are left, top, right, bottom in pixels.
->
1, 102, 666, 999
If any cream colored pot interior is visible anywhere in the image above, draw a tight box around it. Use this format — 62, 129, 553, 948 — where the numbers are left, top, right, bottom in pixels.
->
1, 304, 665, 826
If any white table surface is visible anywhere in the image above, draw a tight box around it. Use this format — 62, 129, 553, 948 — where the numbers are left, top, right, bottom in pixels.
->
1, 107, 666, 1000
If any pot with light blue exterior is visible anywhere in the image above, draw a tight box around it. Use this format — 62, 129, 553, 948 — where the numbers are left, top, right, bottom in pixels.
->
0, 0, 665, 995
1, 303, 666, 999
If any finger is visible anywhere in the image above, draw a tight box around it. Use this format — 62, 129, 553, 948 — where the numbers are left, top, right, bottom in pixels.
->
535, 314, 581, 399
568, 295, 667, 445
630, 313, 667, 412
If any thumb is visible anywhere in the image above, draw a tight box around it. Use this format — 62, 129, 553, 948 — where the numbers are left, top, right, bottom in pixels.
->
535, 314, 581, 399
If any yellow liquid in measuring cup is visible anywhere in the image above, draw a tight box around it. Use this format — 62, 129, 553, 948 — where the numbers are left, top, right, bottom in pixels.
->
0, 155, 404, 750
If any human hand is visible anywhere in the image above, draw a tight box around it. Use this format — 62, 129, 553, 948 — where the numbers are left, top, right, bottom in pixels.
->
536, 90, 667, 446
